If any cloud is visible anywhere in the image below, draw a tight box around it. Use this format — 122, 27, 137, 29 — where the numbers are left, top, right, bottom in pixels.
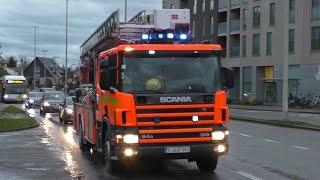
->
0, 0, 162, 66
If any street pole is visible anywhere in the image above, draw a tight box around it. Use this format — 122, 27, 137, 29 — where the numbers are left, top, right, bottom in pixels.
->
282, 0, 289, 119
42, 50, 48, 87
65, 0, 69, 96
32, 26, 39, 90
125, 0, 127, 22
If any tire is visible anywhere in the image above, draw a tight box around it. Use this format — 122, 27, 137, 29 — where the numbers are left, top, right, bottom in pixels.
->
196, 156, 218, 173
79, 122, 90, 152
104, 132, 120, 174
63, 114, 68, 124
40, 109, 43, 116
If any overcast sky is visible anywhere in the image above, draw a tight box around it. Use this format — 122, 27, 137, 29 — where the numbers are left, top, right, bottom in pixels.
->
0, 0, 162, 67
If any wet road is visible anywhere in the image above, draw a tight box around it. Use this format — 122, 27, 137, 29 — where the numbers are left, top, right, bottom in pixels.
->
1, 104, 319, 180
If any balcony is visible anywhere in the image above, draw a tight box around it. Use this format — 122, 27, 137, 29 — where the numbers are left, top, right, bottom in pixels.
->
218, 0, 228, 9
230, 47, 240, 57
231, 0, 241, 7
230, 19, 240, 32
218, 22, 227, 34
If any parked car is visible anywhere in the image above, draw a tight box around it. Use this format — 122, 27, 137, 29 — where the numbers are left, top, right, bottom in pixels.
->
59, 96, 75, 124
40, 91, 65, 116
25, 92, 44, 108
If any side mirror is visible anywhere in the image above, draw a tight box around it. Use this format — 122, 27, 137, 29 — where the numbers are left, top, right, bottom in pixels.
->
100, 68, 111, 90
100, 59, 109, 69
221, 67, 234, 90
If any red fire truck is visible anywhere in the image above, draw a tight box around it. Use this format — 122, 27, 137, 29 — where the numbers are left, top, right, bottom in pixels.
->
74, 9, 234, 173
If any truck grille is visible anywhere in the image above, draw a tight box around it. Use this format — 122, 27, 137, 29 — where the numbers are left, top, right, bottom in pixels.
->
135, 104, 215, 144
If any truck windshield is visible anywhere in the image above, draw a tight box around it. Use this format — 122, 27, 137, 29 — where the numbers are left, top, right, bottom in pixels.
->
5, 83, 27, 94
122, 56, 221, 94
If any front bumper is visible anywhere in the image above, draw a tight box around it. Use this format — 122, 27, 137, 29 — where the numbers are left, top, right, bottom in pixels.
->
113, 142, 228, 160
64, 114, 74, 122
42, 106, 60, 113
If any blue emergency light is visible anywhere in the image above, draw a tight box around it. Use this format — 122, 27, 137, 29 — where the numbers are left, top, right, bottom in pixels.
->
142, 34, 149, 40
158, 34, 164, 39
167, 33, 174, 39
180, 34, 187, 40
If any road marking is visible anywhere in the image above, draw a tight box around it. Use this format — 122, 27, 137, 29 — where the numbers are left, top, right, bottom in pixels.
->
26, 168, 47, 171
292, 146, 310, 150
263, 139, 280, 144
237, 171, 263, 180
239, 133, 252, 137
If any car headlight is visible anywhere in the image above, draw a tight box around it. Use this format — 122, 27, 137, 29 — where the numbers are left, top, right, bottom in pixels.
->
123, 134, 139, 144
212, 131, 225, 140
23, 94, 28, 99
4, 94, 8, 99
44, 101, 50, 106
66, 108, 73, 114
29, 99, 35, 103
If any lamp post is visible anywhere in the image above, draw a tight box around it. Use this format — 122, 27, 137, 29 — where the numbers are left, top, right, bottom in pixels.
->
282, 0, 289, 119
32, 26, 39, 90
42, 50, 48, 87
65, 0, 69, 96
53, 56, 60, 86
125, 0, 128, 22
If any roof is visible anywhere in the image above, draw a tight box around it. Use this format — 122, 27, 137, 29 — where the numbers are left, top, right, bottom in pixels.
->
2, 75, 26, 80
24, 57, 63, 79
4, 67, 17, 75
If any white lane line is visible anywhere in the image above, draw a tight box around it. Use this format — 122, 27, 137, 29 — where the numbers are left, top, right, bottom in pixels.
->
239, 133, 252, 137
26, 168, 47, 171
263, 139, 280, 144
292, 146, 310, 150
237, 171, 263, 180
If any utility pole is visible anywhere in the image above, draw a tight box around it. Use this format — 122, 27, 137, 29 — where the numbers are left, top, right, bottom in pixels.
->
65, 0, 69, 96
282, 0, 289, 119
125, 0, 127, 22
32, 26, 39, 90
42, 50, 48, 87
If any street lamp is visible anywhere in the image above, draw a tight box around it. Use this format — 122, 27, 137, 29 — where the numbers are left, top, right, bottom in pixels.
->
32, 25, 39, 90
125, 0, 127, 22
65, 0, 69, 96
42, 50, 48, 87
282, 0, 289, 119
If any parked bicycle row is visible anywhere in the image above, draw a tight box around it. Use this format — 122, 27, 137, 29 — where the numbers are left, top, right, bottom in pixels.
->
288, 93, 320, 109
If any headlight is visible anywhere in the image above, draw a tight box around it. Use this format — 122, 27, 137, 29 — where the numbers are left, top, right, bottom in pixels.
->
23, 94, 28, 99
212, 131, 225, 140
29, 99, 35, 103
66, 108, 73, 114
4, 94, 8, 99
44, 102, 50, 106
123, 134, 139, 144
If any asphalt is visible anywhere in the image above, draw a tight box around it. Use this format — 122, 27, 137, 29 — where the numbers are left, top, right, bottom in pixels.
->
230, 108, 320, 126
1, 103, 319, 180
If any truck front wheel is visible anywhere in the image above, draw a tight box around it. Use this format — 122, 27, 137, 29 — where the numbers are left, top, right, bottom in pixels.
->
196, 156, 218, 173
104, 133, 119, 174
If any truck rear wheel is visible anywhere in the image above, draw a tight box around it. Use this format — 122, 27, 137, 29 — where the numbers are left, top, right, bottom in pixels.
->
79, 123, 90, 152
105, 133, 119, 174
196, 156, 218, 173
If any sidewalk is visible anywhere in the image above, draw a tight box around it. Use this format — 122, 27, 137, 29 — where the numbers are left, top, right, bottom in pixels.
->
229, 104, 320, 114
0, 103, 8, 111
230, 109, 320, 126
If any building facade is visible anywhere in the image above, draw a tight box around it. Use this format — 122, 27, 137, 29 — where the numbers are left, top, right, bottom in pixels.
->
164, 0, 320, 104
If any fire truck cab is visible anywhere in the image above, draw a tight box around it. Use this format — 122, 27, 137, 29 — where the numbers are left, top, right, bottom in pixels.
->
74, 9, 234, 174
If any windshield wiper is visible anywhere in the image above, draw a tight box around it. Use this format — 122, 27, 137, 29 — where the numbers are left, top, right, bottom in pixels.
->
169, 89, 209, 93
130, 90, 164, 94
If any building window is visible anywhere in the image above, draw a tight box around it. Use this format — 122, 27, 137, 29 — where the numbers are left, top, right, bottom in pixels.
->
243, 9, 247, 30
171, 4, 174, 9
253, 6, 261, 28
210, 16, 214, 34
289, 29, 295, 53
193, 0, 197, 14
243, 67, 252, 95
312, 0, 320, 20
266, 32, 272, 55
202, 18, 206, 36
289, 0, 295, 23
253, 34, 260, 56
311, 26, 320, 51
242, 35, 246, 57
210, 0, 214, 10
269, 3, 275, 26
202, 0, 206, 12
243, 0, 247, 3
192, 21, 196, 38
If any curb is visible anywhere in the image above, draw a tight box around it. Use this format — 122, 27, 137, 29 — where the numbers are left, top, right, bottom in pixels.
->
229, 107, 320, 114
231, 116, 320, 132
0, 121, 40, 133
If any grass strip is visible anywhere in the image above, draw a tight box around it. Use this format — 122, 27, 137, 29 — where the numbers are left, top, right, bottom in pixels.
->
2, 105, 25, 114
0, 118, 37, 132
